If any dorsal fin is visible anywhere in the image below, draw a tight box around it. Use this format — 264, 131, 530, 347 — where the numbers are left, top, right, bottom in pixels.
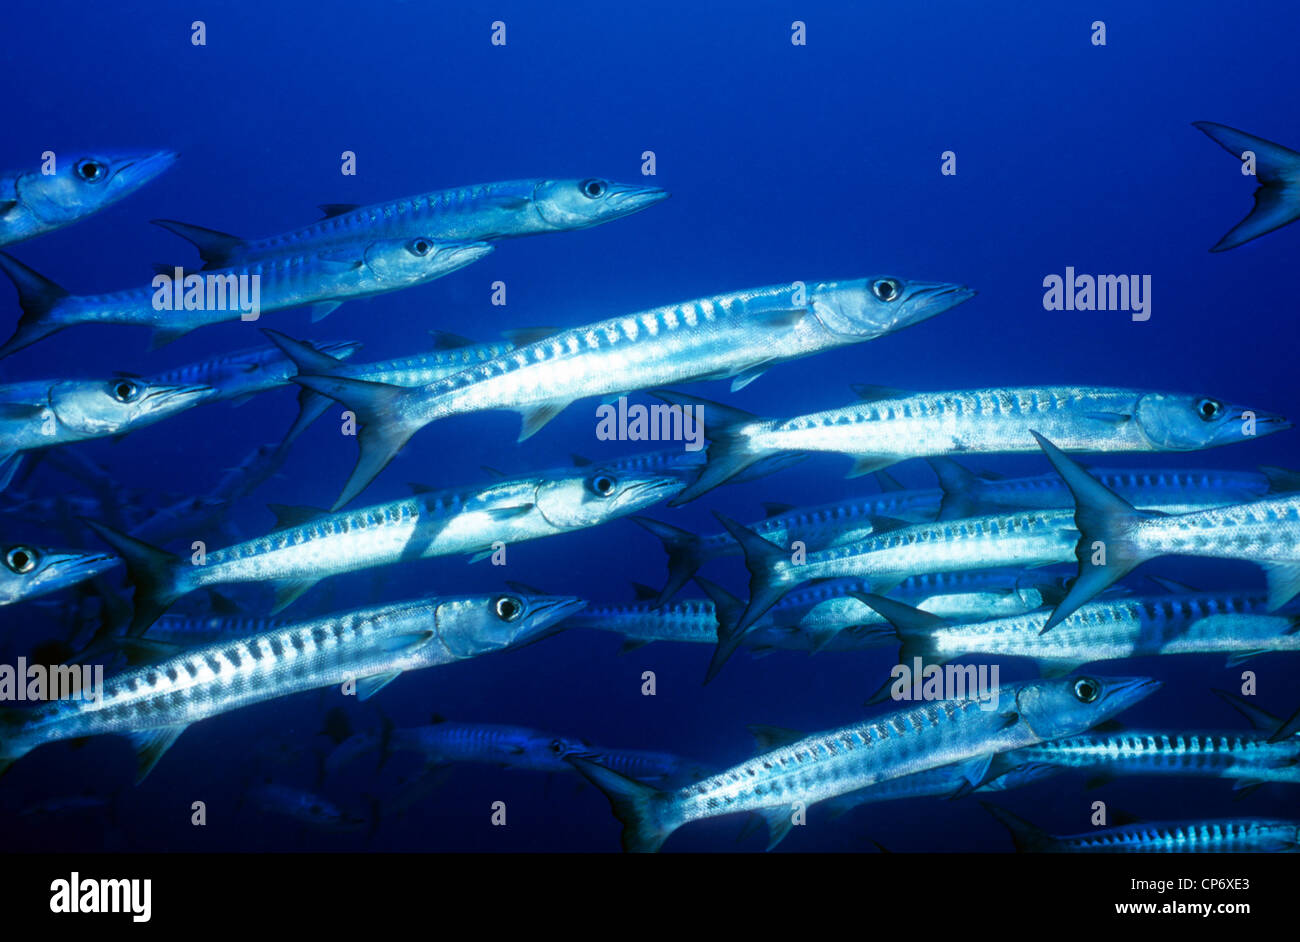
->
267, 503, 329, 531
850, 384, 908, 402
501, 326, 560, 347
318, 203, 360, 219
427, 330, 476, 350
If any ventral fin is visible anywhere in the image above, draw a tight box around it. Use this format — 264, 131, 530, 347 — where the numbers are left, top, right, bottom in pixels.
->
127, 724, 189, 784
517, 401, 570, 441
318, 203, 360, 218
355, 670, 404, 701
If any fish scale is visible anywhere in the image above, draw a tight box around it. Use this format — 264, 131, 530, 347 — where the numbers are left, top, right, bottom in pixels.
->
1019, 731, 1300, 783
1040, 819, 1298, 852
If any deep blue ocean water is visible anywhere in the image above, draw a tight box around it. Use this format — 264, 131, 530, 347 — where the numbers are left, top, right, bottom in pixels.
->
1, 0, 1298, 852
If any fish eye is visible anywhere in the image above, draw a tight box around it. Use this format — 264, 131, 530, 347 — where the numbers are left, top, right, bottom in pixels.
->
111, 379, 140, 403
1072, 677, 1100, 703
589, 474, 617, 497
494, 595, 523, 621
408, 239, 434, 257
1196, 398, 1223, 421
580, 178, 608, 199
871, 278, 901, 302
5, 546, 38, 574
549, 739, 567, 755
75, 159, 107, 183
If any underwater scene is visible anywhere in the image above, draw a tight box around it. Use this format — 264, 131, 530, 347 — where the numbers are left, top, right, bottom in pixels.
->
1, 0, 1298, 868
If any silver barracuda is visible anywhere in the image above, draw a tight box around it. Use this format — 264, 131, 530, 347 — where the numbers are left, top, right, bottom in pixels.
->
145, 337, 362, 407
568, 571, 1054, 683
0, 590, 583, 781
0, 237, 493, 358
715, 508, 1080, 649
569, 673, 1159, 852
153, 177, 670, 268
659, 386, 1288, 502
0, 375, 213, 464
0, 150, 177, 247
291, 275, 976, 509
0, 540, 118, 606
1033, 432, 1300, 629
984, 804, 1300, 853
83, 461, 682, 631
857, 590, 1300, 676
1194, 122, 1300, 251
927, 458, 1299, 520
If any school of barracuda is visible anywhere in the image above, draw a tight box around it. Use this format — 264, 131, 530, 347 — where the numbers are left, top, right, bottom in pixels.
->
0, 126, 1298, 854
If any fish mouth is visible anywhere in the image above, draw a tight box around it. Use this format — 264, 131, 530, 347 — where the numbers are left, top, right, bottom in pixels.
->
142, 382, 217, 414
603, 183, 671, 214
439, 240, 495, 268
904, 282, 977, 323
617, 474, 687, 509
114, 150, 180, 186
35, 551, 120, 590
1098, 675, 1162, 710
1211, 410, 1291, 444
523, 596, 589, 639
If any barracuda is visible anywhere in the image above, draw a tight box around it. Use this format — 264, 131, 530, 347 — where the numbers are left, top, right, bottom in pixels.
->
927, 458, 1298, 520
0, 541, 118, 606
1015, 690, 1300, 790
570, 674, 1159, 852
145, 336, 362, 407
716, 508, 1080, 654
0, 590, 583, 781
153, 177, 670, 268
1194, 122, 1300, 252
0, 374, 213, 463
858, 590, 1300, 676
291, 275, 976, 509
0, 150, 177, 247
984, 805, 1300, 852
84, 462, 682, 631
567, 571, 1054, 683
0, 237, 493, 358
659, 386, 1288, 502
1033, 432, 1300, 628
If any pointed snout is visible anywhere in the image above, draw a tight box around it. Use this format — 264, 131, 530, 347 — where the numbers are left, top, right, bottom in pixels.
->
523, 595, 588, 639
1098, 675, 1163, 712
147, 382, 217, 412
604, 182, 671, 213
114, 150, 180, 186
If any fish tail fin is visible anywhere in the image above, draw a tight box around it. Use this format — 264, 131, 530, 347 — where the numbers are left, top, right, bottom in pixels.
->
81, 519, 184, 633
712, 512, 797, 637
1194, 122, 1300, 251
851, 591, 944, 665
1032, 431, 1153, 631
980, 802, 1054, 852
0, 252, 71, 358
291, 374, 418, 509
927, 457, 991, 520
651, 391, 767, 505
631, 517, 707, 606
260, 328, 347, 451
151, 219, 246, 267
693, 575, 747, 685
566, 756, 675, 853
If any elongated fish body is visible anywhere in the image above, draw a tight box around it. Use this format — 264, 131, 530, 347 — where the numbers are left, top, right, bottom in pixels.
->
871, 592, 1300, 670
986, 806, 1300, 852
570, 674, 1159, 852
1016, 730, 1300, 786
0, 375, 213, 458
669, 387, 1288, 501
1034, 434, 1300, 627
147, 339, 361, 406
0, 238, 493, 358
86, 464, 681, 631
144, 611, 288, 646
0, 591, 583, 780
0, 541, 118, 606
570, 571, 1050, 654
156, 177, 670, 269
0, 150, 177, 247
293, 275, 976, 508
821, 755, 1061, 819
932, 462, 1291, 520
719, 509, 1079, 639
